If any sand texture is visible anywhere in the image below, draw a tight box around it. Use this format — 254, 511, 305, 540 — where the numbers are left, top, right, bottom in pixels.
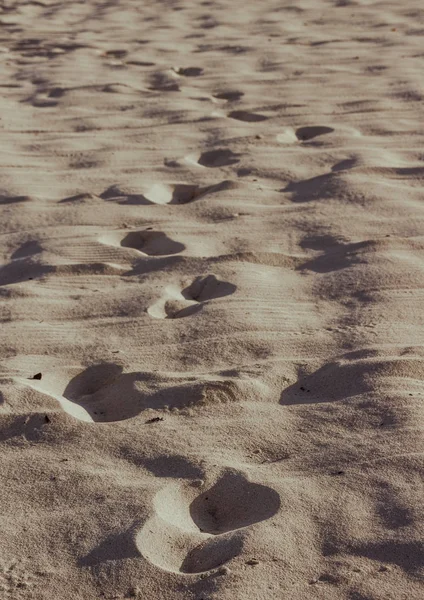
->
1, 0, 424, 598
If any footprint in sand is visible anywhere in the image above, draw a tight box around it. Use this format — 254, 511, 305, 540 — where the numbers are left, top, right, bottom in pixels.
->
100, 181, 233, 205
228, 110, 268, 122
148, 71, 180, 92
120, 230, 185, 256
0, 194, 32, 205
186, 149, 241, 168
213, 90, 244, 102
173, 66, 204, 77
22, 364, 258, 423
147, 274, 236, 319
137, 471, 280, 573
295, 126, 334, 141
11, 240, 43, 260
100, 183, 198, 205
277, 126, 334, 144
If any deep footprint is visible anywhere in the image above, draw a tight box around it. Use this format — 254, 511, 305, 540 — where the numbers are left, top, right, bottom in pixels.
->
213, 90, 244, 102
197, 149, 241, 168
182, 274, 236, 302
295, 126, 334, 141
137, 472, 280, 573
228, 110, 268, 122
148, 275, 236, 319
121, 230, 185, 256
189, 471, 281, 534
174, 66, 204, 77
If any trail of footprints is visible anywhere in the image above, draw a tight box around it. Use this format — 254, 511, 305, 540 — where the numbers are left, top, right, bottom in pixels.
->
2, 61, 334, 576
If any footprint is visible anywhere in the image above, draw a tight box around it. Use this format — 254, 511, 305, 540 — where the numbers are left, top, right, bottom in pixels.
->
144, 183, 200, 205
0, 259, 53, 286
24, 364, 250, 422
213, 90, 244, 102
121, 230, 185, 256
102, 83, 133, 94
0, 194, 31, 205
50, 84, 66, 97
191, 149, 241, 168
183, 274, 236, 302
146, 181, 235, 205
295, 126, 334, 141
180, 532, 244, 574
149, 71, 180, 92
137, 471, 280, 573
100, 185, 151, 205
148, 275, 236, 319
147, 285, 201, 319
189, 471, 281, 533
103, 49, 128, 59
298, 239, 368, 272
174, 66, 204, 77
276, 128, 298, 144
59, 192, 101, 204
228, 110, 268, 122
280, 355, 424, 405
11, 241, 43, 260
100, 183, 206, 205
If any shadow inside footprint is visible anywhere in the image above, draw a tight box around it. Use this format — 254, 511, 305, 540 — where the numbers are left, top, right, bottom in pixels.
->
282, 172, 340, 203
144, 455, 204, 479
137, 471, 279, 574
121, 231, 185, 256
169, 184, 200, 204
79, 528, 140, 567
167, 303, 203, 319
197, 149, 240, 167
149, 72, 180, 92
213, 90, 244, 101
100, 185, 152, 205
295, 126, 334, 141
175, 66, 204, 76
0, 194, 32, 205
0, 259, 53, 286
63, 363, 124, 401
280, 356, 424, 405
148, 275, 236, 320
228, 110, 268, 122
11, 240, 43, 260
190, 471, 280, 534
298, 239, 369, 273
181, 532, 244, 574
182, 274, 236, 302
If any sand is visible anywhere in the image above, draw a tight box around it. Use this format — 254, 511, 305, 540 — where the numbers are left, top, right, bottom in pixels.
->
0, 0, 423, 598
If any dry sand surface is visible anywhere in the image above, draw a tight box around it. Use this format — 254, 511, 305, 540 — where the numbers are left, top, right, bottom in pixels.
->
1, 0, 424, 598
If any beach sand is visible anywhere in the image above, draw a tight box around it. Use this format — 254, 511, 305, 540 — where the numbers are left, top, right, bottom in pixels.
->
0, 0, 423, 598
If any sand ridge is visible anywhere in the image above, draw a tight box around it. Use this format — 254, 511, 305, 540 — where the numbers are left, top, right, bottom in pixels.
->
0, 0, 424, 598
